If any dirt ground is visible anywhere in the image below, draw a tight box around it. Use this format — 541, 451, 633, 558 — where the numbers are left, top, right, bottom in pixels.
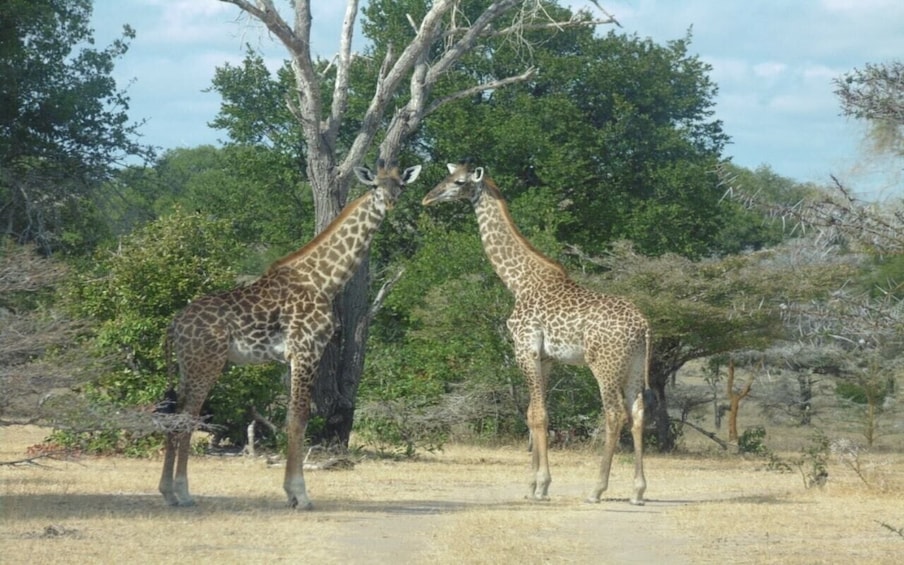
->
2, 425, 902, 564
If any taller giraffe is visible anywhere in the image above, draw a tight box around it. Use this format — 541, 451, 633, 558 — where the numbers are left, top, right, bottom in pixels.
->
422, 161, 653, 505
159, 159, 422, 509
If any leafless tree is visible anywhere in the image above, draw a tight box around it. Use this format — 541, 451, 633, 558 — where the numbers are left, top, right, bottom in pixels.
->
218, 0, 619, 444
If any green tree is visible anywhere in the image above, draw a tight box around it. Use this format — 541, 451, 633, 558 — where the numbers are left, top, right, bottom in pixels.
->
422, 29, 732, 259
0, 0, 152, 253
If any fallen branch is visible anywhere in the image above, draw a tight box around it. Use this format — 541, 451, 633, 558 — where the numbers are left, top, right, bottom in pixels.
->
674, 418, 729, 450
0, 453, 71, 468
302, 445, 356, 470
876, 520, 904, 540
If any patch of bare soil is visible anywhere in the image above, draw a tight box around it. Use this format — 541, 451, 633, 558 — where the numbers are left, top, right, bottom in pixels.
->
2, 425, 902, 564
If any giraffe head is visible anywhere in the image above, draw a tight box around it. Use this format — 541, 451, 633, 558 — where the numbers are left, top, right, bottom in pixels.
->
421, 160, 485, 206
354, 158, 422, 208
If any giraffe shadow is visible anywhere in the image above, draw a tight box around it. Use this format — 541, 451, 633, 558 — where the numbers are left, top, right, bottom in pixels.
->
0, 492, 523, 521
1, 490, 802, 522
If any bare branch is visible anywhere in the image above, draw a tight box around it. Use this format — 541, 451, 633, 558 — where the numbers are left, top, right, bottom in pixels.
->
327, 0, 359, 142
425, 68, 537, 116
220, 0, 324, 153
368, 267, 406, 321
0, 242, 68, 294
717, 162, 904, 255
493, 17, 618, 37
0, 453, 74, 468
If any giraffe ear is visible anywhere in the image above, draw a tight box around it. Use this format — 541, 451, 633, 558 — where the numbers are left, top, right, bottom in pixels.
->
401, 165, 422, 184
353, 166, 376, 186
472, 167, 484, 182
446, 163, 458, 174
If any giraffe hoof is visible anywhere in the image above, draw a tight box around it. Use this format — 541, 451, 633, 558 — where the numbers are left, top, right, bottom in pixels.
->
584, 497, 601, 504
629, 499, 645, 506
288, 496, 314, 511
175, 499, 197, 508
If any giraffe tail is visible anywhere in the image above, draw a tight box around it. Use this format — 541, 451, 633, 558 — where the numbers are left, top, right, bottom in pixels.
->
641, 325, 657, 412
155, 322, 178, 414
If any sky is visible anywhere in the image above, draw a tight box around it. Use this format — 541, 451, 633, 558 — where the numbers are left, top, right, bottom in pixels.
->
90, 0, 904, 198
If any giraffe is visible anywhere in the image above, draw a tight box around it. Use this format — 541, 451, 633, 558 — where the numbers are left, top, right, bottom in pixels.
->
159, 159, 422, 509
422, 161, 653, 505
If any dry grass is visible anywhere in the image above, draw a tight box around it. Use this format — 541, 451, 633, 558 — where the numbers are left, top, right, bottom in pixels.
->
2, 425, 902, 564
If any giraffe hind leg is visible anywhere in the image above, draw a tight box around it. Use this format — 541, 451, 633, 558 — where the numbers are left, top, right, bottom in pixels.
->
586, 406, 625, 503
160, 360, 222, 507
629, 391, 647, 505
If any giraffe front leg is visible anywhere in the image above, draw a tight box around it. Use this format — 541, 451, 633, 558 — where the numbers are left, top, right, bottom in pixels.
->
159, 429, 196, 507
283, 402, 312, 510
515, 336, 551, 501
526, 399, 551, 501
283, 350, 317, 510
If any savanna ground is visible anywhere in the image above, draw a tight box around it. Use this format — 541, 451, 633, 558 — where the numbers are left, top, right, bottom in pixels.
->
2, 420, 902, 565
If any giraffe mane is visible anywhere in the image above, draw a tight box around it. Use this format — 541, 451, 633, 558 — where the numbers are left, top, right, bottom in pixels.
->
267, 192, 373, 272
481, 177, 567, 276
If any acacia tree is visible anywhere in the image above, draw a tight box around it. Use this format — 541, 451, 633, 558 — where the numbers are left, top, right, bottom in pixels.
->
217, 0, 618, 444
722, 61, 904, 444
834, 61, 904, 158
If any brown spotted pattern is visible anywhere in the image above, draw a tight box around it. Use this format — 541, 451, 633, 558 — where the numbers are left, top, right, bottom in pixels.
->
159, 161, 421, 509
423, 161, 652, 504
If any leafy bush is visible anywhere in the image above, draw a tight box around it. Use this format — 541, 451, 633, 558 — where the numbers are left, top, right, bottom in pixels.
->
44, 428, 164, 458
738, 426, 768, 455
60, 208, 285, 450
354, 398, 447, 458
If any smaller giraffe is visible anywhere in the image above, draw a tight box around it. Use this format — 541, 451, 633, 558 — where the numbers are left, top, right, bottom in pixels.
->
159, 159, 421, 509
422, 161, 653, 505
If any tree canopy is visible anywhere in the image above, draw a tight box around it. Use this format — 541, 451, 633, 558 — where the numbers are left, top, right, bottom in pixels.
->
0, 0, 152, 252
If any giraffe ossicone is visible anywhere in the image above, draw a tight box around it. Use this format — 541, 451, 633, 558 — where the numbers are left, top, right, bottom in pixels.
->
158, 159, 421, 509
422, 160, 653, 505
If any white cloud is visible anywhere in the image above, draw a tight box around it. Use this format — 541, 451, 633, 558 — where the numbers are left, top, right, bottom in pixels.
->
752, 62, 788, 80
141, 0, 238, 45
802, 65, 840, 82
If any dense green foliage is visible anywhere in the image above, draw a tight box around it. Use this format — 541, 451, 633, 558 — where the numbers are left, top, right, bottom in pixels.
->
63, 209, 285, 446
103, 145, 314, 271
1, 0, 151, 252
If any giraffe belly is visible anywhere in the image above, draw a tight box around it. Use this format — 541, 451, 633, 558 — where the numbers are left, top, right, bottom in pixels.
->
543, 340, 585, 365
227, 335, 286, 364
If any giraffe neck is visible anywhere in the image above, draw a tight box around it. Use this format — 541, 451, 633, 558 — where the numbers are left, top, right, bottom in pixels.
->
472, 180, 567, 295
269, 190, 388, 296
